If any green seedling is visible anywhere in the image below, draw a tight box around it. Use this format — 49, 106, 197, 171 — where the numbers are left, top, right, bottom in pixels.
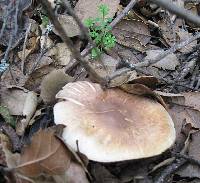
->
84, 4, 116, 59
41, 14, 50, 28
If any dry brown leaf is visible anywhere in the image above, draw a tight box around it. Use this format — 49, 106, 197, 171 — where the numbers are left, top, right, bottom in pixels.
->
18, 36, 40, 61
182, 92, 200, 111
75, 0, 119, 22
90, 163, 120, 183
90, 53, 119, 78
1, 64, 29, 87
53, 15, 81, 37
176, 131, 200, 179
25, 65, 55, 91
40, 69, 74, 104
53, 162, 89, 183
120, 83, 167, 109
158, 18, 177, 46
177, 29, 197, 53
54, 43, 72, 66
112, 19, 151, 52
145, 49, 180, 70
16, 91, 38, 136
117, 48, 141, 65
15, 128, 72, 177
0, 88, 31, 115
130, 76, 159, 89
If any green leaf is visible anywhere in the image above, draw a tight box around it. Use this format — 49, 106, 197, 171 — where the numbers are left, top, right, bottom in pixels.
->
0, 106, 15, 128
99, 4, 109, 16
91, 48, 101, 58
83, 3, 116, 59
84, 18, 94, 27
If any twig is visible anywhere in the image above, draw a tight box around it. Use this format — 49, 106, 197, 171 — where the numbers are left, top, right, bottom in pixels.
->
174, 58, 197, 82
151, 0, 200, 27
61, 0, 94, 46
40, 0, 106, 85
64, 44, 93, 73
173, 153, 200, 167
134, 32, 200, 68
2, 0, 20, 62
110, 0, 138, 28
108, 32, 200, 82
29, 43, 55, 74
21, 22, 32, 74
154, 158, 187, 183
190, 64, 199, 88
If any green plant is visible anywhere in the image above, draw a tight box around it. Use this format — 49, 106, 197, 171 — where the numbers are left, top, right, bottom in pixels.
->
84, 4, 116, 58
41, 14, 50, 28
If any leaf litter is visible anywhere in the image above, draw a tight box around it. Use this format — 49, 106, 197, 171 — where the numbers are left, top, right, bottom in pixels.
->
0, 0, 200, 182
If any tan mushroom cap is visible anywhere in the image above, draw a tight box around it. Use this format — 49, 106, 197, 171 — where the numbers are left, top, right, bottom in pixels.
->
54, 81, 176, 162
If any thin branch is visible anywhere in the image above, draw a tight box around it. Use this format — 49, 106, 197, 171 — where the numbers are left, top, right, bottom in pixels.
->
110, 0, 138, 28
173, 153, 200, 167
61, 0, 94, 46
151, 0, 200, 27
154, 158, 187, 183
40, 0, 106, 85
109, 32, 200, 82
21, 22, 32, 74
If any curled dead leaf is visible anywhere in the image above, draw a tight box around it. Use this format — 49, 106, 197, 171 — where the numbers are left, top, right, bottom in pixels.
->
15, 127, 72, 177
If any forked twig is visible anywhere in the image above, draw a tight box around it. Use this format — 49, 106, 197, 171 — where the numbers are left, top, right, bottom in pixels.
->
40, 0, 106, 85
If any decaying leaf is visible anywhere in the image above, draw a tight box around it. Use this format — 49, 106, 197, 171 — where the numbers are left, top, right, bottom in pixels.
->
18, 36, 40, 61
120, 83, 167, 108
16, 91, 38, 136
53, 15, 81, 37
90, 53, 119, 78
176, 29, 197, 53
90, 163, 120, 183
40, 69, 74, 104
0, 88, 30, 116
144, 49, 180, 70
54, 43, 73, 66
177, 131, 200, 179
0, 106, 15, 127
53, 162, 89, 183
75, 0, 120, 22
15, 128, 72, 177
112, 19, 151, 52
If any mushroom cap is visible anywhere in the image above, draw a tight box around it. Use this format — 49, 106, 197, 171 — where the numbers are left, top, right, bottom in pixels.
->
54, 81, 176, 162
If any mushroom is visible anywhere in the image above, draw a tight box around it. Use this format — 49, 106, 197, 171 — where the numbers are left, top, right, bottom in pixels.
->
54, 81, 176, 162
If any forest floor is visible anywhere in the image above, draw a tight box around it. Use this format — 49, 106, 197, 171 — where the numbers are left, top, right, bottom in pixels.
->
0, 0, 200, 183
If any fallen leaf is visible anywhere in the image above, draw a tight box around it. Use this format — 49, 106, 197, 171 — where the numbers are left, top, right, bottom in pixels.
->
120, 83, 167, 108
112, 19, 151, 52
0, 106, 15, 127
158, 18, 178, 46
0, 88, 29, 115
16, 91, 38, 136
40, 69, 74, 104
18, 36, 40, 61
53, 15, 81, 37
144, 49, 180, 70
177, 29, 197, 53
53, 162, 89, 183
90, 163, 120, 183
75, 0, 120, 22
0, 0, 30, 49
15, 128, 72, 177
130, 76, 159, 89
177, 131, 200, 179
54, 43, 72, 66
182, 92, 200, 111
